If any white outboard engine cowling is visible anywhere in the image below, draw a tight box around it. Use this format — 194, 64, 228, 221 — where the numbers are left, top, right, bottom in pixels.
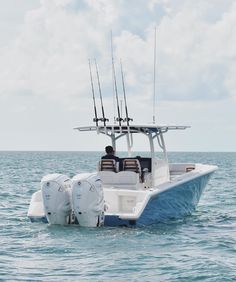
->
72, 173, 104, 227
41, 174, 72, 225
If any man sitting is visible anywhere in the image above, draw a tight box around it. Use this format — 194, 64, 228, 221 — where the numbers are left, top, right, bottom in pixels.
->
101, 146, 120, 162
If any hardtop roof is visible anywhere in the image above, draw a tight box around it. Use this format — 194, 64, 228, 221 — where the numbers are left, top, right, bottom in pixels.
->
74, 124, 190, 134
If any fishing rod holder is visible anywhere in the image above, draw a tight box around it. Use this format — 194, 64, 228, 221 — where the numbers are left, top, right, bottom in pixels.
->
93, 118, 99, 123
100, 118, 109, 122
124, 117, 133, 122
93, 117, 109, 123
116, 117, 124, 122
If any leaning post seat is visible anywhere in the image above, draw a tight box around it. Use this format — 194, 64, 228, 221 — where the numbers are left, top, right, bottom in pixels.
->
99, 159, 119, 172
123, 159, 142, 180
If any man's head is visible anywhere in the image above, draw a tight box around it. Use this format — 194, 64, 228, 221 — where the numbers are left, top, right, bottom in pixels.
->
105, 145, 114, 155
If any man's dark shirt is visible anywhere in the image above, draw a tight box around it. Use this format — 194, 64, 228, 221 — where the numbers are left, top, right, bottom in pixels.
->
101, 154, 120, 162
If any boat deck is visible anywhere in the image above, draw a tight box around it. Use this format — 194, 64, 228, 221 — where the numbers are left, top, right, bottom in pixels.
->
169, 163, 196, 180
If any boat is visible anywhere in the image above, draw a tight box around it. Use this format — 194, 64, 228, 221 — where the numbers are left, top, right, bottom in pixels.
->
27, 32, 217, 227
27, 123, 217, 227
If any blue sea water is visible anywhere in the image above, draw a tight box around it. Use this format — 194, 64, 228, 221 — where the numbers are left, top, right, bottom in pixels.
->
0, 151, 235, 281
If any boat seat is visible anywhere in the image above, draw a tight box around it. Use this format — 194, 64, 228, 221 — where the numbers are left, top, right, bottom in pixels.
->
99, 171, 140, 189
98, 171, 117, 185
123, 159, 141, 177
116, 171, 139, 186
99, 159, 119, 172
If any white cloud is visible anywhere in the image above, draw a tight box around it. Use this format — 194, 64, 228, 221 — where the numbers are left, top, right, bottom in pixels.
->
0, 0, 236, 130
1, 0, 236, 100
0, 1, 105, 103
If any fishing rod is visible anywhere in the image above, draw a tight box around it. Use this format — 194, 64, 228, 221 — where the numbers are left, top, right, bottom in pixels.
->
94, 59, 109, 127
88, 59, 98, 127
120, 60, 133, 155
120, 60, 133, 126
110, 31, 122, 127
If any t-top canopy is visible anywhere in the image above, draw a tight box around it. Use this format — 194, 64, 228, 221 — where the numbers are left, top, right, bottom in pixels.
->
74, 124, 190, 135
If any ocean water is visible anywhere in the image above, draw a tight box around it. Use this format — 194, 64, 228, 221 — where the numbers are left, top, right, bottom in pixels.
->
0, 151, 235, 281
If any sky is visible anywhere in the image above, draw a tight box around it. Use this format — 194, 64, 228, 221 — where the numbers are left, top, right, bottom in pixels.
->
0, 0, 236, 152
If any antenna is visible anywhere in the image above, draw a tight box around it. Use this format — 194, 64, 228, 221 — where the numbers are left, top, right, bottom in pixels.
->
110, 31, 122, 126
153, 26, 157, 124
94, 59, 109, 127
88, 59, 98, 127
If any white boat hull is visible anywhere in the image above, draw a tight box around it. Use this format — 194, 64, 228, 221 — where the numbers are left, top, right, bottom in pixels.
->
28, 163, 217, 227
104, 169, 214, 226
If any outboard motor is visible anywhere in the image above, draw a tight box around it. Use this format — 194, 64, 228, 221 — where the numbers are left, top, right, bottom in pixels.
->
41, 174, 72, 225
72, 173, 104, 227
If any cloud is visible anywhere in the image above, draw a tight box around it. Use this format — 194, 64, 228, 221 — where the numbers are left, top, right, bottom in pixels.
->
0, 0, 236, 113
